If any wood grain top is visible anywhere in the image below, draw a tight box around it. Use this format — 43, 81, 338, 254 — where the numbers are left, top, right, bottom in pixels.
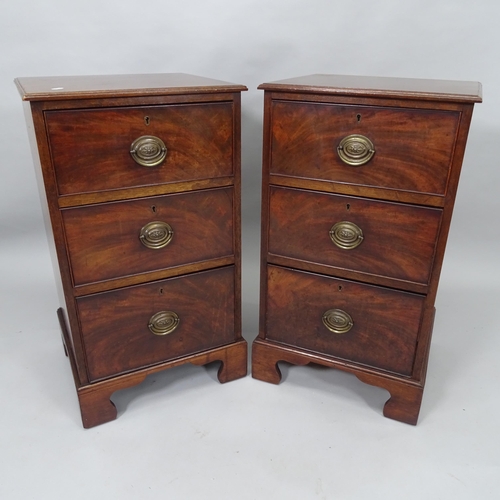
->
15, 73, 247, 101
258, 74, 482, 103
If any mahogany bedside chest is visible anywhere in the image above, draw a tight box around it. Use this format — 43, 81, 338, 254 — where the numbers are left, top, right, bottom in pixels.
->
252, 74, 482, 424
16, 73, 247, 428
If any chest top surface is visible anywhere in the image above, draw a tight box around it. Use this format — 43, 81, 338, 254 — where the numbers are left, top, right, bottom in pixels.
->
15, 73, 247, 101
258, 74, 482, 103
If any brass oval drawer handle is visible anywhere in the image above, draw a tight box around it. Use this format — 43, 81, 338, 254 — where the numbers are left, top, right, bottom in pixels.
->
337, 134, 375, 166
130, 135, 167, 167
139, 221, 173, 250
322, 308, 353, 334
148, 310, 180, 336
329, 221, 364, 250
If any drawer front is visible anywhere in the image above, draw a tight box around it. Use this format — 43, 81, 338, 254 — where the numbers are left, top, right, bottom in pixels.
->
63, 187, 234, 286
46, 102, 234, 195
77, 266, 236, 381
270, 100, 460, 195
268, 187, 442, 285
266, 266, 424, 376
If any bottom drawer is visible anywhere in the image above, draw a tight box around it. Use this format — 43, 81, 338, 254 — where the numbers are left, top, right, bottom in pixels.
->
265, 265, 425, 375
78, 266, 236, 381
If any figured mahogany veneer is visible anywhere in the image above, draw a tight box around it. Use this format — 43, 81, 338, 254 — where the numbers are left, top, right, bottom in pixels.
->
266, 266, 424, 376
253, 74, 482, 424
17, 73, 247, 427
63, 187, 234, 286
79, 267, 236, 381
46, 102, 234, 195
268, 186, 442, 286
270, 100, 459, 195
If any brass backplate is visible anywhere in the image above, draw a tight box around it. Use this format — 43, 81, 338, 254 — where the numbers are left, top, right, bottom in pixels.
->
139, 221, 173, 250
329, 221, 364, 250
322, 309, 353, 334
130, 135, 167, 167
148, 311, 180, 336
337, 134, 375, 166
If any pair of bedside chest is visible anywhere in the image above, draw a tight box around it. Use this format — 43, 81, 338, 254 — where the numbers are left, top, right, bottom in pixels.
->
17, 73, 481, 427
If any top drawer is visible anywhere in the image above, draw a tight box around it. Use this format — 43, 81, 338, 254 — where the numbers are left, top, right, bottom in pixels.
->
270, 100, 460, 196
45, 102, 234, 195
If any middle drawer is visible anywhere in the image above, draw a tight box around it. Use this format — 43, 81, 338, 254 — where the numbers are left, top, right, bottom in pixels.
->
268, 186, 442, 286
62, 187, 234, 286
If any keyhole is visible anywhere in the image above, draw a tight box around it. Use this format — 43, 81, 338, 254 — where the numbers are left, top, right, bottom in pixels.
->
144, 116, 150, 125
151, 205, 157, 213
338, 285, 343, 291
159, 288, 164, 295
346, 203, 350, 211
356, 114, 361, 122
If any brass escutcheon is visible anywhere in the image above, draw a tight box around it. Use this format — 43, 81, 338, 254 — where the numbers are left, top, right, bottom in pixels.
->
329, 221, 364, 250
148, 311, 180, 336
322, 308, 353, 334
130, 135, 167, 167
337, 134, 375, 166
139, 221, 173, 250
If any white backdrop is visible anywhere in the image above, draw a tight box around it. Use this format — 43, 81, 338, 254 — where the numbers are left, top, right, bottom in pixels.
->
1, 1, 499, 498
